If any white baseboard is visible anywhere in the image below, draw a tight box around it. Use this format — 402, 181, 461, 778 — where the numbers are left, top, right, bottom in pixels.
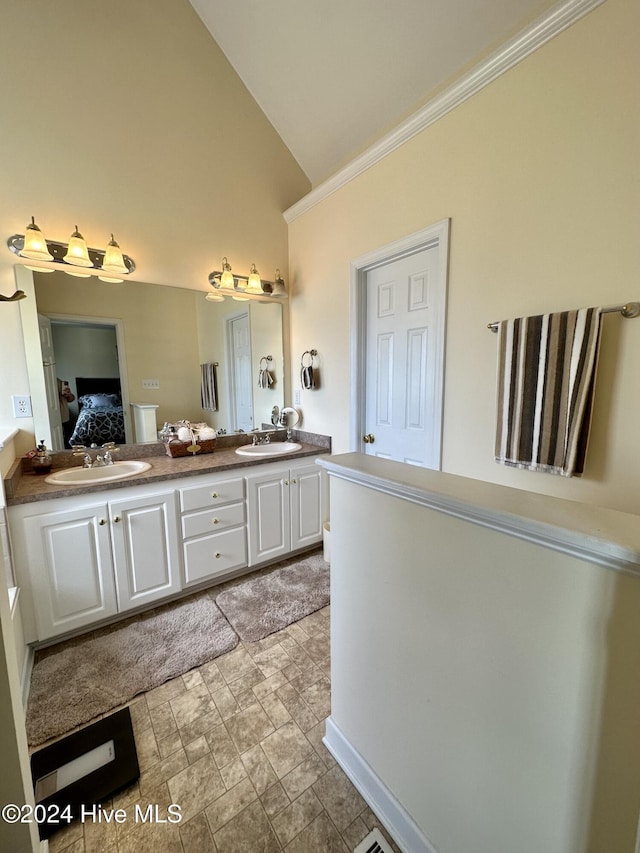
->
323, 717, 438, 853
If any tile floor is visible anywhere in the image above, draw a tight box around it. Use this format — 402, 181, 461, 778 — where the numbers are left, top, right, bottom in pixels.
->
41, 600, 401, 852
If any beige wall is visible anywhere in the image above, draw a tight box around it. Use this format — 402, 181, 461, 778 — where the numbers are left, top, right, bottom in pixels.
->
289, 0, 640, 513
0, 0, 309, 441
329, 473, 640, 853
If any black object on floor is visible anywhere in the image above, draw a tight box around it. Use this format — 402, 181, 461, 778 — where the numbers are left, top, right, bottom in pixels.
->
30, 706, 139, 840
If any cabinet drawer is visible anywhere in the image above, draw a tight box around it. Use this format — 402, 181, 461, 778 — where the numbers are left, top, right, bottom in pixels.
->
183, 528, 247, 585
182, 503, 245, 539
180, 477, 244, 512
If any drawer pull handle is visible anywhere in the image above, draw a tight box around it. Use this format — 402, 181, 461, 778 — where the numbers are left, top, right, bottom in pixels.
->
215, 552, 221, 559
211, 492, 218, 499
212, 517, 220, 525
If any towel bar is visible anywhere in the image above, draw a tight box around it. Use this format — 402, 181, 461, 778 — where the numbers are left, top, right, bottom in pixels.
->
488, 302, 640, 332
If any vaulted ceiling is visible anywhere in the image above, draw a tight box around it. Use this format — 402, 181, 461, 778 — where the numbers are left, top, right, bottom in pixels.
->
190, 0, 563, 186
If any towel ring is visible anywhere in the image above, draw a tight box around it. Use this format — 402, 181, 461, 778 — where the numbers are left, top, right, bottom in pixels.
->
301, 349, 318, 367
260, 356, 273, 368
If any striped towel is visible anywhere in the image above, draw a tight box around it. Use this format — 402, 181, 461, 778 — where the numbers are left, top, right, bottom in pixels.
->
495, 307, 602, 477
200, 363, 218, 411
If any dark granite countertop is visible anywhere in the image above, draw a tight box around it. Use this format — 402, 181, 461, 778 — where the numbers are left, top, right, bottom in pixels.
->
5, 430, 330, 506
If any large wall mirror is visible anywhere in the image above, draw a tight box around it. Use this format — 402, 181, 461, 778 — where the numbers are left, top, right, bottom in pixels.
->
16, 267, 285, 450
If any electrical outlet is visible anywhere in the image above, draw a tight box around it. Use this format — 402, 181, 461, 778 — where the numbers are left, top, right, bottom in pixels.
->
12, 395, 33, 417
294, 389, 301, 405
142, 379, 160, 390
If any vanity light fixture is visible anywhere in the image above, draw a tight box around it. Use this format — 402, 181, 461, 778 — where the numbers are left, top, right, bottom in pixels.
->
207, 259, 287, 300
7, 218, 136, 280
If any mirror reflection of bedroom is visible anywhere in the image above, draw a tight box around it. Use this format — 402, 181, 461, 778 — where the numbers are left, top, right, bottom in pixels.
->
45, 317, 128, 450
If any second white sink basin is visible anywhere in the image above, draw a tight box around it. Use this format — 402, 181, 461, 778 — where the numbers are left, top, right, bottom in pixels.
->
45, 460, 152, 486
235, 442, 302, 458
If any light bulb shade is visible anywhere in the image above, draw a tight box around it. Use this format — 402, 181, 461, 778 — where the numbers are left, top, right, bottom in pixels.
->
64, 227, 93, 267
65, 270, 92, 278
205, 292, 225, 302
20, 217, 53, 262
98, 275, 124, 283
219, 257, 234, 289
246, 264, 262, 293
101, 234, 128, 275
272, 269, 286, 296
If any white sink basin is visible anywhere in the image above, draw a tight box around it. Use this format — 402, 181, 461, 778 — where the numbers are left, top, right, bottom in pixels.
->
45, 460, 152, 486
235, 442, 302, 458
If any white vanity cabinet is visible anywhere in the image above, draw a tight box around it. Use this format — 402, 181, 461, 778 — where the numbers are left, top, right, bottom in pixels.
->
9, 452, 328, 643
19, 489, 180, 641
246, 461, 327, 566
180, 476, 247, 585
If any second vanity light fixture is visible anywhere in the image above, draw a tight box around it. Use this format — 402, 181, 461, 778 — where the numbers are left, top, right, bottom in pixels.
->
207, 257, 287, 302
7, 217, 136, 283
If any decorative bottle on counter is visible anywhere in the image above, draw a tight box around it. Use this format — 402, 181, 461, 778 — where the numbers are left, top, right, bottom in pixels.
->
31, 440, 52, 475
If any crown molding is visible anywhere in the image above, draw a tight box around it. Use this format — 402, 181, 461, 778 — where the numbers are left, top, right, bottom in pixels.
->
283, 0, 606, 224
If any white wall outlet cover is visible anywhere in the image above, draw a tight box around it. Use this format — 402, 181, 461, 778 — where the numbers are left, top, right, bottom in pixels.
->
12, 395, 32, 417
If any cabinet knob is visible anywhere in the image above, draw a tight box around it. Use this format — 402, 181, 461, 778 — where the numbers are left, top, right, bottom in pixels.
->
212, 517, 219, 525
291, 479, 297, 484
98, 518, 106, 526
211, 492, 218, 499
215, 552, 221, 559
113, 516, 121, 523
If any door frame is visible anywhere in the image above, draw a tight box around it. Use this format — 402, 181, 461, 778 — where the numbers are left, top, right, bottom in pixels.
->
45, 313, 132, 444
225, 309, 253, 432
349, 219, 450, 466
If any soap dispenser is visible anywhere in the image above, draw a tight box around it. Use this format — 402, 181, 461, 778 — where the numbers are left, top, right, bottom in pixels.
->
31, 440, 52, 475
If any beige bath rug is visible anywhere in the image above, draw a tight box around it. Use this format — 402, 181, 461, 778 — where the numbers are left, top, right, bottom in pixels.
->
26, 594, 238, 746
216, 551, 330, 642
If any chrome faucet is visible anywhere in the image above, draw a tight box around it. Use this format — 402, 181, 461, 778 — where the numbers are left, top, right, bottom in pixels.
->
73, 442, 118, 467
251, 431, 272, 446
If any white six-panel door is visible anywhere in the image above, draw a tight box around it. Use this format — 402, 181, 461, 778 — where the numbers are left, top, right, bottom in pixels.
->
365, 245, 443, 467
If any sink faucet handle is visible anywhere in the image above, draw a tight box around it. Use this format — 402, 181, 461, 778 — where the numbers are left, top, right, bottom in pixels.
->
72, 444, 87, 456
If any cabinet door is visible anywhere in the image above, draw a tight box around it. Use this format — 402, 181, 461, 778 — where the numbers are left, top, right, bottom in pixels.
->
110, 491, 181, 612
24, 505, 117, 640
246, 469, 290, 566
290, 463, 326, 551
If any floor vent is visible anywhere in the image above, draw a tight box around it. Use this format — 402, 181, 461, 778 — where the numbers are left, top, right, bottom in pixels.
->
354, 827, 394, 853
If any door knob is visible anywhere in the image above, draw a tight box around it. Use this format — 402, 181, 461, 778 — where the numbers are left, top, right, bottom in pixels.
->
363, 434, 375, 444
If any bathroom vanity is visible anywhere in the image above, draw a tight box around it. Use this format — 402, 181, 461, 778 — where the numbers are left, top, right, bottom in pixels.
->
5, 438, 329, 644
